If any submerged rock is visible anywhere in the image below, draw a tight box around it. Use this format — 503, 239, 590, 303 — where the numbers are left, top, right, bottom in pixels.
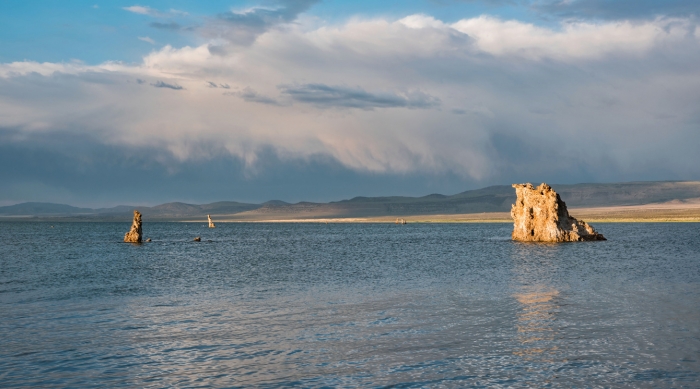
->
511, 183, 606, 242
124, 210, 142, 243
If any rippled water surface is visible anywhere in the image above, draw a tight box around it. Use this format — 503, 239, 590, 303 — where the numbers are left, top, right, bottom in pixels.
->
1, 222, 699, 388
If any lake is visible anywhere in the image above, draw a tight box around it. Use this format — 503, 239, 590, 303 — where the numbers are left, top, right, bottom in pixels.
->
1, 222, 699, 387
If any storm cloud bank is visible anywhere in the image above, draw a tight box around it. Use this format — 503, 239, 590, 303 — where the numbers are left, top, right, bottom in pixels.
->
1, 3, 699, 205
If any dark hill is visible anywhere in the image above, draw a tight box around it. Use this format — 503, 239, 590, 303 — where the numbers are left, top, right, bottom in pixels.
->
0, 202, 93, 215
1, 181, 699, 220
232, 181, 700, 219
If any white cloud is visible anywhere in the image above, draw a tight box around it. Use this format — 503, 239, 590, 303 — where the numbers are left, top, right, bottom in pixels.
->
1, 14, 699, 180
123, 5, 186, 18
169, 9, 188, 16
452, 16, 692, 60
123, 5, 154, 15
138, 36, 155, 44
399, 14, 446, 29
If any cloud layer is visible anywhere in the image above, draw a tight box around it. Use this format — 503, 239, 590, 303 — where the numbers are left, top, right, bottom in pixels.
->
1, 7, 699, 204
279, 84, 440, 109
206, 0, 320, 45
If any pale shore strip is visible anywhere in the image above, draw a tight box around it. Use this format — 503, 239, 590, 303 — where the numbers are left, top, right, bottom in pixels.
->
218, 214, 513, 223
5, 202, 699, 223
213, 203, 700, 223
566, 203, 700, 223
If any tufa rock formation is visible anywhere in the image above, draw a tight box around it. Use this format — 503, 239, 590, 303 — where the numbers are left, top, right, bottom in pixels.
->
511, 183, 606, 242
208, 214, 215, 228
194, 236, 201, 242
124, 210, 142, 243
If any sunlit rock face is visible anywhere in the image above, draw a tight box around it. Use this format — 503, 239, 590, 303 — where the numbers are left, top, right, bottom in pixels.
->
511, 183, 606, 242
124, 210, 142, 243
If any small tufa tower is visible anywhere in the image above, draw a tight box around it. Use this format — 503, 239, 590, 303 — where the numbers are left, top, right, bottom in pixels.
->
124, 210, 142, 243
208, 214, 216, 228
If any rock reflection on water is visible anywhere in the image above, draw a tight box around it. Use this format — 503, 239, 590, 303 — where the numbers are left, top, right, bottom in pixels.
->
513, 287, 559, 360
510, 243, 563, 367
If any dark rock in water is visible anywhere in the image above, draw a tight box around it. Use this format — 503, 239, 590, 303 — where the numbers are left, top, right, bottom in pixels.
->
194, 237, 201, 242
511, 183, 606, 242
124, 210, 142, 243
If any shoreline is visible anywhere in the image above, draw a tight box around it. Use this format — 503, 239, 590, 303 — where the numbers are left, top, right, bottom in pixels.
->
210, 204, 700, 223
3, 203, 700, 223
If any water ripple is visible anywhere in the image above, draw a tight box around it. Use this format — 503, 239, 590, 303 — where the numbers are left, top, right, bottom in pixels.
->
0, 222, 699, 387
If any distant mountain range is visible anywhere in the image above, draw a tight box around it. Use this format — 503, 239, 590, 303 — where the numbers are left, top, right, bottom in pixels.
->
2, 181, 700, 221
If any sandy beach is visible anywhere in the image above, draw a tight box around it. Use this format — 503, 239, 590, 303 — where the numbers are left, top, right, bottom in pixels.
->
210, 200, 700, 223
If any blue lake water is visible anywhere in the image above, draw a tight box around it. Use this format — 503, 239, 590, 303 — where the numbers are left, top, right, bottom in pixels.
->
1, 222, 699, 388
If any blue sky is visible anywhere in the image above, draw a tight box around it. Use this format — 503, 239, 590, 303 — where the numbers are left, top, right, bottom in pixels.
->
1, 0, 699, 206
